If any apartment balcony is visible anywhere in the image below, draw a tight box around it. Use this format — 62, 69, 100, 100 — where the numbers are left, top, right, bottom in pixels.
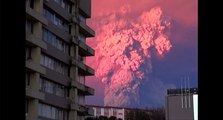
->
70, 103, 79, 111
72, 36, 94, 56
79, 22, 95, 37
79, 0, 91, 18
26, 34, 47, 50
78, 62, 94, 76
43, 67, 70, 86
26, 7, 48, 25
71, 59, 94, 76
26, 86, 45, 100
45, 21, 71, 43
78, 40, 95, 56
26, 60, 46, 75
78, 105, 93, 116
71, 80, 94, 95
41, 44, 71, 64
85, 65, 94, 75
79, 106, 94, 116
70, 103, 94, 116
42, 93, 70, 109
70, 103, 85, 114
85, 86, 94, 95
43, 0, 72, 22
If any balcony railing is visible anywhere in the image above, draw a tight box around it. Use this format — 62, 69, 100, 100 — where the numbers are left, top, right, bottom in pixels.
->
26, 60, 46, 75
71, 81, 94, 95
79, 22, 95, 37
78, 40, 95, 56
26, 7, 48, 25
70, 103, 92, 115
43, 0, 72, 22
71, 59, 94, 76
26, 86, 45, 100
26, 34, 47, 50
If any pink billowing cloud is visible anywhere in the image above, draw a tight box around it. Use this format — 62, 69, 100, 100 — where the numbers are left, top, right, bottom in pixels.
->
90, 0, 197, 26
87, 6, 173, 107
86, 0, 197, 107
87, 0, 197, 48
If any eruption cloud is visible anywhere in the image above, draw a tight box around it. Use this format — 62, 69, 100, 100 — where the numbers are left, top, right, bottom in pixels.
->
92, 6, 174, 107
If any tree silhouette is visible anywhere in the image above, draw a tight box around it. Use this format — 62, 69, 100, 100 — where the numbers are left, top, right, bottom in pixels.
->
125, 107, 165, 120
109, 116, 117, 120
150, 107, 165, 120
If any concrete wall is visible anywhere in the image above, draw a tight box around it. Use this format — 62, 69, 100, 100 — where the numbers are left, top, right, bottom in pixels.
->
165, 95, 194, 120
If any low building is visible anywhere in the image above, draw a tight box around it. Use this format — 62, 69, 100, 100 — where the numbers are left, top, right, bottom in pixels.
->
86, 105, 125, 120
86, 105, 152, 120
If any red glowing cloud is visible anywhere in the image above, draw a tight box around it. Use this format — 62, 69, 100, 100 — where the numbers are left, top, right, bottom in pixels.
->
86, 0, 197, 107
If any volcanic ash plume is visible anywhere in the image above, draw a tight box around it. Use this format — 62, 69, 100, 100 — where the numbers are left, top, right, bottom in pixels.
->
94, 6, 172, 107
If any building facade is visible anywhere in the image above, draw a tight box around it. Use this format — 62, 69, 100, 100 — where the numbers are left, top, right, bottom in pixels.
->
165, 88, 198, 120
25, 0, 95, 120
87, 105, 125, 120
86, 105, 152, 120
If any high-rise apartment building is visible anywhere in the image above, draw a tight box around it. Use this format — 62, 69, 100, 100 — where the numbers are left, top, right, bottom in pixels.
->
25, 0, 95, 120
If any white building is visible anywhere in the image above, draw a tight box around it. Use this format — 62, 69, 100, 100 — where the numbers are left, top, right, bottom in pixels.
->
86, 105, 125, 120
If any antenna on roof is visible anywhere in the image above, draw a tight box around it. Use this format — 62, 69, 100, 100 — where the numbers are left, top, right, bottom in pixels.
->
181, 77, 183, 108
188, 76, 191, 108
184, 76, 187, 108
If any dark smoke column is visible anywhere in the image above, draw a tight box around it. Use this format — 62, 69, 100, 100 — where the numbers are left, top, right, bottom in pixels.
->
94, 6, 172, 107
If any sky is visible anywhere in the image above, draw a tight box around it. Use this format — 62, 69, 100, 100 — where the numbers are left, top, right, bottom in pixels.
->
85, 0, 197, 107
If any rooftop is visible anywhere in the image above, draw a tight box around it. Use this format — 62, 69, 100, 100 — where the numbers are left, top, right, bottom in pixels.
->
167, 88, 198, 95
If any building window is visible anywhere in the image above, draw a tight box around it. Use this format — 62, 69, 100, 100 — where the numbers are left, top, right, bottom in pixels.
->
78, 95, 85, 105
26, 20, 33, 34
40, 77, 53, 94
29, 0, 34, 9
38, 103, 68, 120
40, 54, 68, 75
26, 72, 31, 86
54, 0, 72, 13
113, 109, 117, 116
42, 28, 69, 54
40, 77, 68, 98
26, 47, 32, 60
69, 5, 72, 14
43, 7, 69, 31
104, 109, 109, 116
78, 74, 85, 84
69, 25, 71, 34
96, 108, 101, 115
